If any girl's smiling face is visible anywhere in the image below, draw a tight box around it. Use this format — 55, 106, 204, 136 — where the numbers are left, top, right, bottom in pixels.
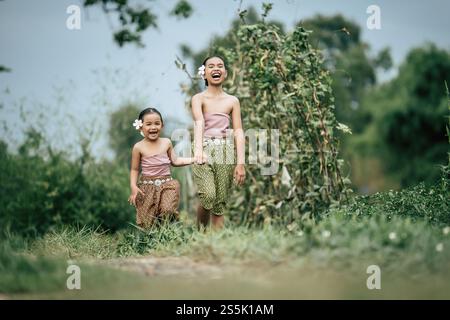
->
141, 113, 163, 141
204, 57, 227, 86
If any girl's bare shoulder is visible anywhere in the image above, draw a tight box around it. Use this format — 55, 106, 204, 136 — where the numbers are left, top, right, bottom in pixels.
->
224, 92, 239, 103
192, 92, 205, 102
133, 138, 171, 155
132, 140, 145, 152
161, 137, 172, 148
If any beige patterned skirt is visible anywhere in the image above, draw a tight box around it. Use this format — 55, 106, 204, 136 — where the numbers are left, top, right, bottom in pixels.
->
135, 175, 180, 228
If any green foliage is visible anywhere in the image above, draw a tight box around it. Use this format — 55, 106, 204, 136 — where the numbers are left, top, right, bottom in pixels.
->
356, 44, 450, 187
440, 81, 450, 192
108, 103, 142, 165
170, 0, 193, 19
29, 226, 117, 259
0, 130, 134, 237
343, 182, 450, 226
83, 0, 193, 47
299, 14, 361, 52
299, 14, 392, 135
116, 221, 191, 256
84, 0, 157, 47
0, 65, 11, 73
26, 221, 194, 259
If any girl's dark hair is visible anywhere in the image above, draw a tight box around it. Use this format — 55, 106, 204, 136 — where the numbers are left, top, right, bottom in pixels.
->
138, 107, 163, 125
202, 55, 226, 87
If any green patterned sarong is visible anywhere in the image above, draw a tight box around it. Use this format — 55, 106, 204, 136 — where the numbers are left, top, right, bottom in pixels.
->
192, 138, 235, 216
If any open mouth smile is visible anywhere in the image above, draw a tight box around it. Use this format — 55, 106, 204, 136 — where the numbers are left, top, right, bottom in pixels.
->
211, 72, 221, 79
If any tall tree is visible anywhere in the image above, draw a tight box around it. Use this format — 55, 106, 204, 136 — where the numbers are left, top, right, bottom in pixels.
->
357, 44, 450, 187
298, 14, 392, 134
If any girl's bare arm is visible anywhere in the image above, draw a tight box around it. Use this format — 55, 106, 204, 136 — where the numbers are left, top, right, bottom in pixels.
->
191, 94, 205, 161
168, 140, 195, 167
128, 145, 144, 206
231, 97, 245, 165
130, 145, 141, 188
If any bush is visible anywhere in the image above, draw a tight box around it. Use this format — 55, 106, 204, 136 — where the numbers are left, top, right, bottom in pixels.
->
340, 181, 450, 226
0, 131, 134, 237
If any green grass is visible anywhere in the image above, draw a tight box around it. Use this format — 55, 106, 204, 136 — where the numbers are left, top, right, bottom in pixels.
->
1, 182, 449, 299
24, 211, 450, 274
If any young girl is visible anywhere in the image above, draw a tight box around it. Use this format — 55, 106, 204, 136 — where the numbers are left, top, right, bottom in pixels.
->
191, 56, 246, 230
128, 107, 203, 228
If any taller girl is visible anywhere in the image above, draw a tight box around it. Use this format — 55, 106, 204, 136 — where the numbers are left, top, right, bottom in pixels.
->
191, 56, 246, 230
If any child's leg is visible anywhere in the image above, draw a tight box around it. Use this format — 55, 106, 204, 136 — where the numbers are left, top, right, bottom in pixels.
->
135, 178, 158, 228
211, 214, 224, 229
192, 162, 216, 230
210, 162, 234, 229
159, 180, 180, 220
197, 205, 210, 229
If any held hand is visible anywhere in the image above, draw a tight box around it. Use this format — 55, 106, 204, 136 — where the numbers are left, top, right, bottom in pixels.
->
201, 153, 208, 164
233, 164, 246, 186
128, 185, 145, 206
194, 150, 206, 165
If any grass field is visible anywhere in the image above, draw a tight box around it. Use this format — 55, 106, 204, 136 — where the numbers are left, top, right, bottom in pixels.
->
1, 181, 449, 299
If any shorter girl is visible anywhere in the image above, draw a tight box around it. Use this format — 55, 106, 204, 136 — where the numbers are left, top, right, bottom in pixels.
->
128, 107, 204, 228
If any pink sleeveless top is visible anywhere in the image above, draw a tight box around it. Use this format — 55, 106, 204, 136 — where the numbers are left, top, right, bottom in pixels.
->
203, 112, 231, 138
140, 152, 171, 176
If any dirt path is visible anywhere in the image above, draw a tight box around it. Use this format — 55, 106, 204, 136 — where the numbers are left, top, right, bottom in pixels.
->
104, 256, 231, 278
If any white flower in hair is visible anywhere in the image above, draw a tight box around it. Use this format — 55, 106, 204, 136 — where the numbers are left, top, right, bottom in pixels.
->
197, 65, 205, 78
132, 119, 143, 130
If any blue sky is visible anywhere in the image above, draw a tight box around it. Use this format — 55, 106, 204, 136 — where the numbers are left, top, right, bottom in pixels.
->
1, 0, 449, 160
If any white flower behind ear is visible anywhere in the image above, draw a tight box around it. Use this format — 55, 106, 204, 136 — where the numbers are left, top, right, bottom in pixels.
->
197, 65, 205, 78
132, 119, 143, 130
